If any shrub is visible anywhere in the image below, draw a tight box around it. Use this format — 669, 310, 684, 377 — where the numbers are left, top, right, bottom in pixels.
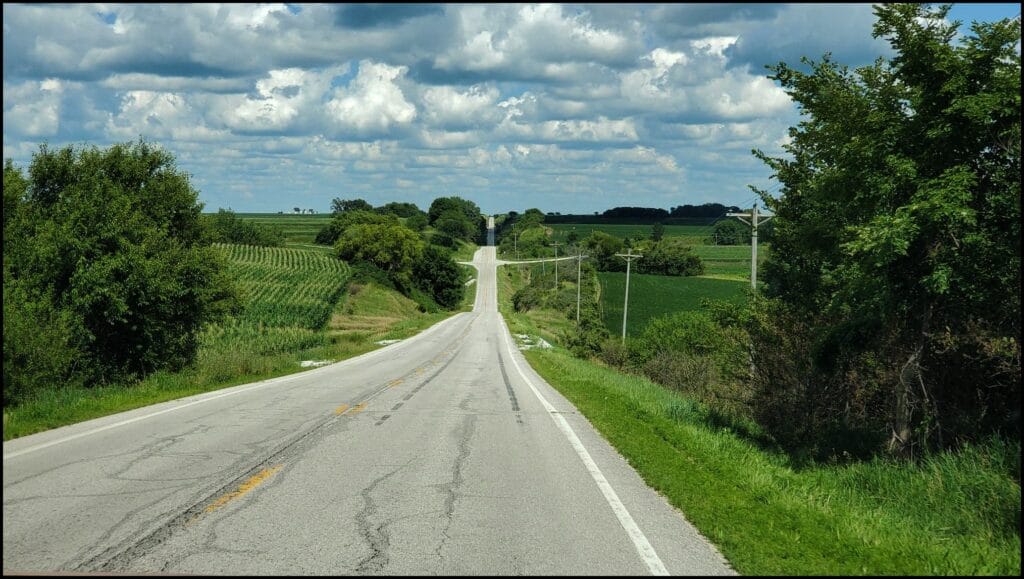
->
3, 141, 238, 390
205, 208, 284, 247
600, 338, 630, 369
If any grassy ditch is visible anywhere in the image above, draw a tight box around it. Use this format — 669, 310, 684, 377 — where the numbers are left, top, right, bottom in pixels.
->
498, 263, 1021, 576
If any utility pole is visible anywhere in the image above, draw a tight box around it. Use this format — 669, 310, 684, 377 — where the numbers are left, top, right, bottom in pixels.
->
512, 222, 519, 260
727, 203, 773, 289
550, 242, 562, 288
615, 248, 643, 344
576, 249, 589, 326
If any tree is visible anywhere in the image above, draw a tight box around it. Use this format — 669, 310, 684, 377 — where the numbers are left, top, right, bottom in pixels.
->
335, 223, 424, 286
205, 208, 284, 246
637, 239, 704, 276
377, 201, 423, 218
413, 245, 464, 309
294, 207, 301, 214
3, 141, 238, 399
435, 209, 475, 240
708, 219, 749, 245
315, 209, 397, 246
428, 196, 480, 225
650, 222, 665, 242
331, 198, 373, 214
583, 231, 626, 272
752, 4, 1020, 455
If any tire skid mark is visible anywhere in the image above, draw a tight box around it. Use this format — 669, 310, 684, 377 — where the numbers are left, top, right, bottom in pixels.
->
496, 349, 524, 425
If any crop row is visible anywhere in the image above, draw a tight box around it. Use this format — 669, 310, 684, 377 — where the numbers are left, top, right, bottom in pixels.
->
214, 243, 351, 330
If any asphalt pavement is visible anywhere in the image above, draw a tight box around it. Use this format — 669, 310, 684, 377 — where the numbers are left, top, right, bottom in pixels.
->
3, 245, 734, 575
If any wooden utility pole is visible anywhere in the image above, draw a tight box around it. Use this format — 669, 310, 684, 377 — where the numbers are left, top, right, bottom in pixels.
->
727, 203, 773, 289
550, 242, 562, 288
615, 249, 643, 344
576, 249, 589, 326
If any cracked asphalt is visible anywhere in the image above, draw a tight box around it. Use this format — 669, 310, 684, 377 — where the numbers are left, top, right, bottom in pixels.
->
3, 246, 735, 575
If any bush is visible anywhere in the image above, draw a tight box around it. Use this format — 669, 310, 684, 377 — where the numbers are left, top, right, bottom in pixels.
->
428, 231, 458, 249
3, 141, 238, 391
205, 208, 284, 246
635, 239, 704, 276
600, 338, 630, 369
413, 245, 464, 309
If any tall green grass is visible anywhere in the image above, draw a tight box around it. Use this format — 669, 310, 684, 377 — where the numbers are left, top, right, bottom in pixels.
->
521, 345, 1020, 575
498, 261, 1020, 575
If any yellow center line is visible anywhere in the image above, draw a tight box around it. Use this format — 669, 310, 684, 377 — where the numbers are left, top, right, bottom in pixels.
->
334, 403, 351, 415
205, 465, 282, 514
388, 379, 403, 388
348, 402, 368, 415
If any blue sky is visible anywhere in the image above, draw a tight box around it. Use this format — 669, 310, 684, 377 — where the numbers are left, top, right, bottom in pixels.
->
3, 3, 1019, 215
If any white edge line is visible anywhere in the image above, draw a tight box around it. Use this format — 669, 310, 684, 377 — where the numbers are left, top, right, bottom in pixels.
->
499, 316, 670, 576
3, 311, 469, 461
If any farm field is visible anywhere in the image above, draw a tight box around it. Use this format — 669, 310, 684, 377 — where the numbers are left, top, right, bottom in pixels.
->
598, 272, 749, 337
235, 213, 331, 244
200, 243, 352, 362
547, 222, 714, 244
692, 244, 769, 278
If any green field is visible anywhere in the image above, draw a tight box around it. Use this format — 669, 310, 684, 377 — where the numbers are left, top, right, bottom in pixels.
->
215, 243, 350, 327
234, 213, 332, 244
691, 244, 769, 278
598, 273, 749, 337
548, 223, 713, 244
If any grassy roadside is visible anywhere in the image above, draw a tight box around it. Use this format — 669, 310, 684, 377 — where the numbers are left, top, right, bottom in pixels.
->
3, 281, 463, 441
497, 263, 1021, 575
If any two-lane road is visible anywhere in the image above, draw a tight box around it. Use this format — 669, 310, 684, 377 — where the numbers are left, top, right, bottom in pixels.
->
3, 246, 733, 575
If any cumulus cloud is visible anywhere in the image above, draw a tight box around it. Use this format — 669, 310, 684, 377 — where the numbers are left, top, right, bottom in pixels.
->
3, 79, 64, 137
8, 2, 995, 213
326, 61, 417, 136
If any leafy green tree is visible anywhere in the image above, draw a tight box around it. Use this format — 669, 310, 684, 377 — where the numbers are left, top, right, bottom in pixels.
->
413, 245, 464, 309
709, 219, 748, 245
583, 231, 626, 272
377, 201, 423, 218
315, 209, 397, 246
650, 222, 665, 242
434, 208, 475, 240
335, 223, 424, 287
405, 212, 428, 231
3, 141, 238, 395
637, 239, 704, 276
205, 208, 284, 246
513, 226, 550, 258
428, 196, 480, 225
331, 198, 373, 214
752, 4, 1020, 454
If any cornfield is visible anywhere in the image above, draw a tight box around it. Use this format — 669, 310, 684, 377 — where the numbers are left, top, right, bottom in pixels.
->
216, 243, 351, 330
200, 244, 351, 358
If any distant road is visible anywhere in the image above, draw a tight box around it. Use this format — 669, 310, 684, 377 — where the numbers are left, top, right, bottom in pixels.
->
4, 241, 733, 575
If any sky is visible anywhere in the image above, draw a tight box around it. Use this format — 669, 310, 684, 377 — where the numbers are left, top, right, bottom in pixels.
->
3, 3, 1020, 215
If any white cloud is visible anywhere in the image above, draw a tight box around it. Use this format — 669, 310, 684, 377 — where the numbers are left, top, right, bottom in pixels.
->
3, 79, 63, 137
106, 90, 227, 141
326, 61, 417, 135
4, 2, 943, 213
420, 84, 501, 129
